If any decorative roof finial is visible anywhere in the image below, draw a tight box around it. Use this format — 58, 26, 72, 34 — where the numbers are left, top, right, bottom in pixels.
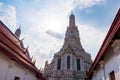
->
45, 60, 48, 65
71, 11, 73, 15
26, 46, 29, 49
21, 37, 25, 41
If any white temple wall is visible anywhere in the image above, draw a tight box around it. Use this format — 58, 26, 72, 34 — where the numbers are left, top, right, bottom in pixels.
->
0, 52, 38, 80
91, 40, 120, 80
0, 52, 10, 80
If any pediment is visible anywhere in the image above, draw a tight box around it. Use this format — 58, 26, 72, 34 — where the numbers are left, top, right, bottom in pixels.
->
64, 45, 74, 54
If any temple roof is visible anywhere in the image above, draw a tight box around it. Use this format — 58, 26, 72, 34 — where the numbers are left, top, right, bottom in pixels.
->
0, 21, 46, 79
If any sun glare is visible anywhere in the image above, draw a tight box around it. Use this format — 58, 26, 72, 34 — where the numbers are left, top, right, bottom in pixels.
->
44, 15, 67, 32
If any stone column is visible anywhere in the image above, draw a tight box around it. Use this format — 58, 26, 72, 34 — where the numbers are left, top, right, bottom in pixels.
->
71, 54, 73, 70
81, 57, 84, 71
64, 54, 67, 70
112, 40, 120, 56
99, 60, 106, 80
61, 56, 64, 70
112, 40, 120, 76
93, 70, 96, 80
73, 55, 76, 70
75, 56, 77, 71
54, 57, 58, 70
5, 59, 16, 80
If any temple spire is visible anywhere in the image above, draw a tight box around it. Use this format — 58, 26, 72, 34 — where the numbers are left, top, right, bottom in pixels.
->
69, 12, 75, 27
15, 25, 21, 38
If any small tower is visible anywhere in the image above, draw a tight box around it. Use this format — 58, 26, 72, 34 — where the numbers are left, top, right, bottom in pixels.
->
15, 27, 21, 38
45, 60, 48, 66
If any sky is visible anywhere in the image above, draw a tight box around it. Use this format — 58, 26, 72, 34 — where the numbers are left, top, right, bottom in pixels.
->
0, 0, 120, 69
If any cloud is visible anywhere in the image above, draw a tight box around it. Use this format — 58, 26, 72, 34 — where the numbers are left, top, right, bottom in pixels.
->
8, 0, 107, 68
46, 30, 64, 39
70, 0, 105, 10
0, 2, 16, 31
77, 23, 107, 60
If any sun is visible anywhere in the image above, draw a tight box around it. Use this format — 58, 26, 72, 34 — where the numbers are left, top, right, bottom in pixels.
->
44, 14, 67, 32
46, 17, 60, 31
